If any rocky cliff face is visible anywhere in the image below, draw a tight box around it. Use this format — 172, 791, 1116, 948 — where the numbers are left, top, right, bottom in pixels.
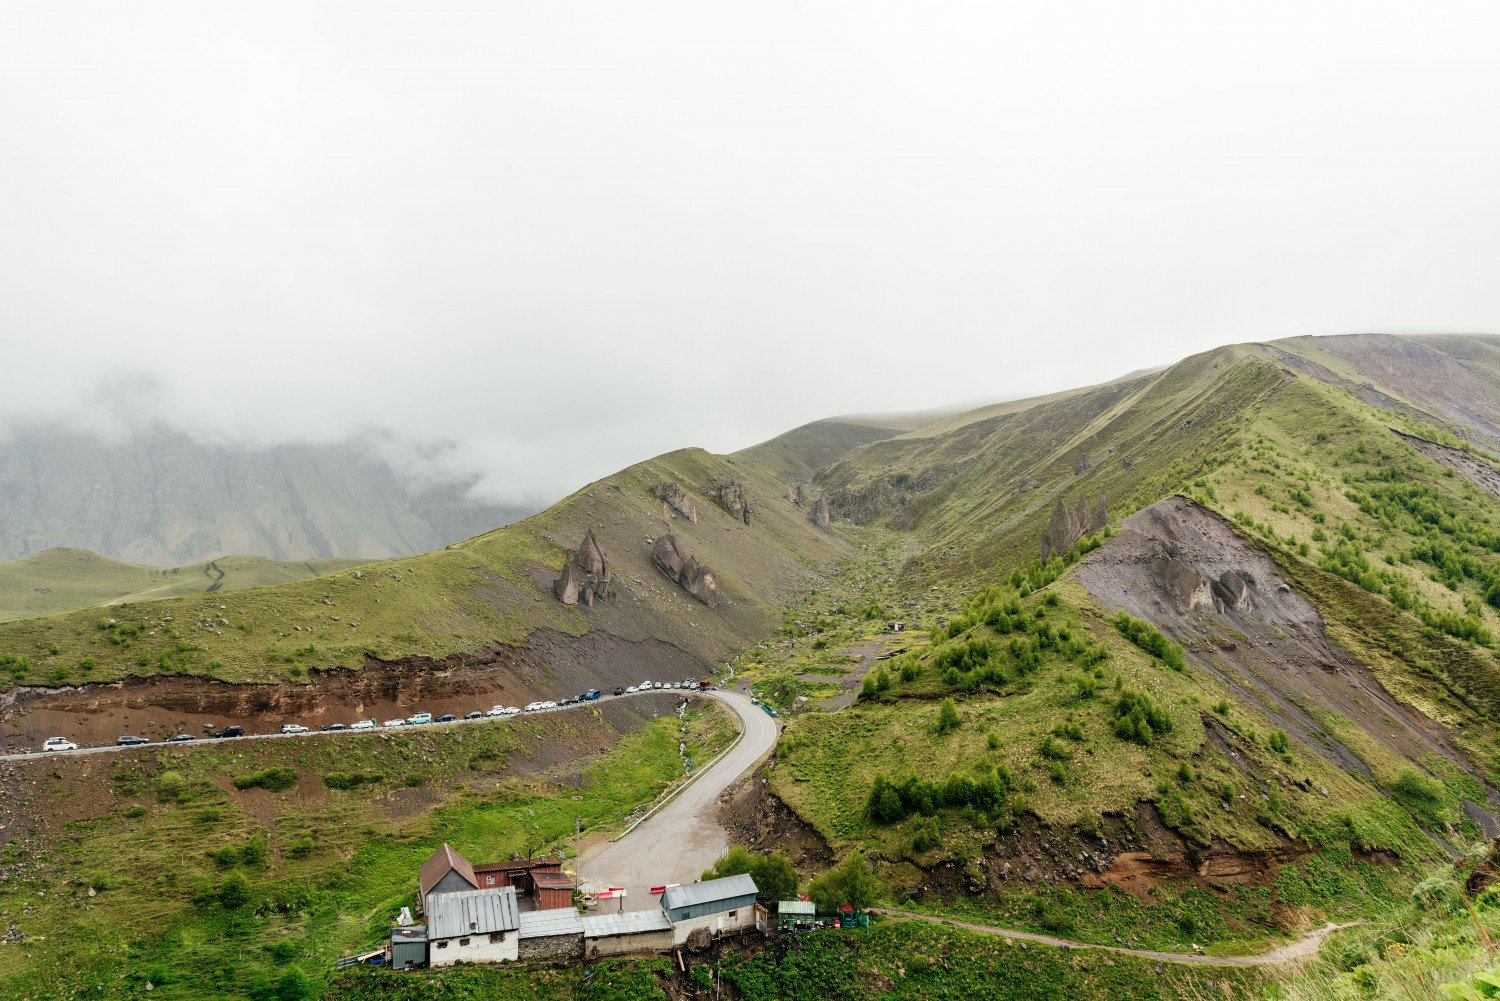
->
1039, 493, 1108, 561
710, 482, 751, 525
787, 484, 805, 506
553, 529, 613, 607
651, 534, 718, 607
0, 425, 527, 564
810, 496, 832, 531
653, 482, 699, 523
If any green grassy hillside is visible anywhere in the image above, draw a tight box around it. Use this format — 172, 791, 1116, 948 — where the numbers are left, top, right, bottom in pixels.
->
0, 548, 366, 623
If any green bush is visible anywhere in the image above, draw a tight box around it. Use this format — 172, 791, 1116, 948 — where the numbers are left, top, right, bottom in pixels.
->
323, 771, 383, 790
808, 852, 879, 912
1113, 613, 1186, 670
1111, 689, 1173, 746
233, 767, 299, 793
703, 846, 798, 903
935, 698, 961, 735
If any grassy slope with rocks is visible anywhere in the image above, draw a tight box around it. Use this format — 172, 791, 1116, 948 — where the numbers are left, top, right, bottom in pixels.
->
0, 446, 856, 687
0, 696, 732, 1000
0, 547, 366, 623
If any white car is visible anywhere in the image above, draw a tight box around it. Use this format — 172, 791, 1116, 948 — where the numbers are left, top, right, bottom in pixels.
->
280, 724, 308, 734
487, 706, 507, 717
501, 706, 520, 716
625, 685, 639, 694
383, 718, 406, 728
406, 712, 432, 726
523, 702, 543, 712
41, 737, 77, 752
350, 719, 375, 730
654, 682, 664, 690
541, 700, 558, 710
640, 680, 652, 690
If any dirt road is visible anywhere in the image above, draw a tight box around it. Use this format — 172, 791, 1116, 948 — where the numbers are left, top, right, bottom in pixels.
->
580, 689, 777, 912
875, 909, 1362, 966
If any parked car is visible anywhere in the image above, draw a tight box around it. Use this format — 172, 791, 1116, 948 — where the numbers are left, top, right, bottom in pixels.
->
640, 680, 652, 690
116, 735, 149, 746
280, 724, 309, 734
502, 706, 520, 716
165, 733, 196, 743
215, 725, 245, 739
523, 702, 542, 712
322, 723, 346, 731
436, 713, 456, 723
585, 689, 602, 700
383, 718, 406, 728
465, 710, 484, 720
350, 719, 375, 730
42, 737, 77, 752
625, 685, 639, 694
613, 686, 625, 696
541, 700, 558, 710
487, 705, 507, 716
406, 712, 432, 726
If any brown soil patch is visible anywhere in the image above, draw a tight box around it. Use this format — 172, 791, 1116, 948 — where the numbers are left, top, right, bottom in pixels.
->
717, 765, 833, 872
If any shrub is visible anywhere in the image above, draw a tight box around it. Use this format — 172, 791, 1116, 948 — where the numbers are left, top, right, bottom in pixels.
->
1111, 689, 1173, 746
1392, 770, 1457, 830
1267, 730, 1290, 755
935, 698, 961, 735
323, 771, 383, 790
233, 767, 298, 793
156, 770, 187, 802
704, 846, 798, 903
1039, 736, 1070, 761
808, 853, 879, 912
1113, 613, 1186, 670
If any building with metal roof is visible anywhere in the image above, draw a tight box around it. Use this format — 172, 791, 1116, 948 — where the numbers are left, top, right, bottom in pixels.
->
518, 906, 585, 962
419, 843, 479, 900
660, 874, 761, 946
660, 874, 758, 921
581, 909, 675, 957
426, 886, 521, 966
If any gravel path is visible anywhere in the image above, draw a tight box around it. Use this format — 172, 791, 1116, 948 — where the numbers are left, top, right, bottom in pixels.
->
579, 689, 778, 912
874, 909, 1361, 966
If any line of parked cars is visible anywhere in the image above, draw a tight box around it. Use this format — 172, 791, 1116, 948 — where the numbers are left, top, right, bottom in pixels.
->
37, 677, 715, 752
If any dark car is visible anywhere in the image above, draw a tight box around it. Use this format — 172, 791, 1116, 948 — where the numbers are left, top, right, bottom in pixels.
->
464, 710, 484, 720
321, 723, 346, 732
116, 735, 149, 746
165, 733, 196, 743
214, 725, 245, 739
436, 713, 456, 723
613, 686, 625, 696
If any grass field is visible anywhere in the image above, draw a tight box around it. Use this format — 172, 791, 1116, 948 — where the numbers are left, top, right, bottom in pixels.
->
0, 547, 366, 623
0, 699, 734, 1000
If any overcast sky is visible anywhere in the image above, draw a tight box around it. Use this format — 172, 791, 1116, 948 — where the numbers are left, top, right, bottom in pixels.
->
4, 1, 1500, 508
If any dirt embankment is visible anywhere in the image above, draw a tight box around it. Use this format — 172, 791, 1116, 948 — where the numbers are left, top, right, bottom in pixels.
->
1393, 428, 1500, 499
1072, 495, 1500, 829
0, 628, 707, 753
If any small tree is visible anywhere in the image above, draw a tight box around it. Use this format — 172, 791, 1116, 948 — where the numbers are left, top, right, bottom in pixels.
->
935, 698, 961, 735
808, 852, 880, 913
703, 846, 799, 904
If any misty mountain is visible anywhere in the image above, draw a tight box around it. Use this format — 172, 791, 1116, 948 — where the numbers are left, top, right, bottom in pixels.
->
0, 426, 530, 564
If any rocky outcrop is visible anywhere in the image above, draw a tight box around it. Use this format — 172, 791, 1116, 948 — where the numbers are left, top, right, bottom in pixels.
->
653, 483, 698, 523
553, 529, 613, 607
710, 482, 751, 525
651, 534, 718, 607
787, 484, 805, 507
1039, 493, 1107, 561
810, 497, 831, 532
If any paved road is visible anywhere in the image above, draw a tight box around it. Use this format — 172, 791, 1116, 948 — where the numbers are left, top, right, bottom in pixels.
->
580, 689, 778, 912
876, 910, 1362, 967
0, 687, 705, 762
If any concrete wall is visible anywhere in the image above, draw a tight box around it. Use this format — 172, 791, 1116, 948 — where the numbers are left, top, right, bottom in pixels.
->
518, 932, 584, 963
669, 906, 757, 946
584, 928, 675, 957
429, 931, 518, 966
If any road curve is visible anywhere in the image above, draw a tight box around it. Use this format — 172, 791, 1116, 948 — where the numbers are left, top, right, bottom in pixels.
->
875, 909, 1362, 967
579, 689, 777, 912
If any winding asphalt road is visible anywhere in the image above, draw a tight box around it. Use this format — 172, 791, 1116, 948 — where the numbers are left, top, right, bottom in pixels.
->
579, 688, 778, 912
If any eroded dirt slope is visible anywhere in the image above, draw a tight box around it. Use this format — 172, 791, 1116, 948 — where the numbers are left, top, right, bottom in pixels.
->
1073, 495, 1499, 827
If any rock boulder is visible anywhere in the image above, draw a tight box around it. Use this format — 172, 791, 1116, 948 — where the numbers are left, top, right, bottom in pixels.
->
653, 483, 699, 523
711, 482, 751, 525
651, 534, 718, 607
553, 529, 613, 607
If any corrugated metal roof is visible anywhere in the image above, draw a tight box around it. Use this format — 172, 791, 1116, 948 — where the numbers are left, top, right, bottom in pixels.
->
519, 908, 584, 939
426, 886, 519, 939
660, 874, 757, 912
581, 909, 673, 938
391, 925, 428, 942
778, 900, 815, 915
419, 843, 478, 898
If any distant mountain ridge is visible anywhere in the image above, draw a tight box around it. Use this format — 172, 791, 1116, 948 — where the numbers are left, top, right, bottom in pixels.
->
0, 426, 529, 564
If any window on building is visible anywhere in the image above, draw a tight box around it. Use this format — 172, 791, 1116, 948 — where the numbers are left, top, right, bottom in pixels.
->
729, 910, 738, 918
459, 937, 470, 946
436, 941, 448, 949
489, 932, 504, 943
